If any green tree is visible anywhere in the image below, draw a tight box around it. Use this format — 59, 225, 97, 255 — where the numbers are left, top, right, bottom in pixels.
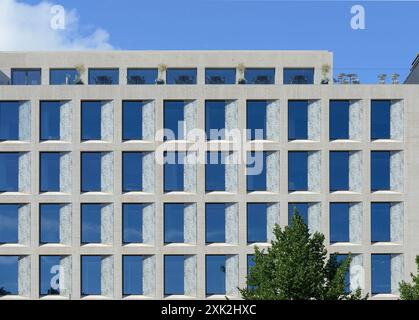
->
240, 210, 366, 300
399, 256, 419, 300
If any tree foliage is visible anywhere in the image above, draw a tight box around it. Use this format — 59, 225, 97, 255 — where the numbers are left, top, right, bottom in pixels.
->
399, 256, 419, 300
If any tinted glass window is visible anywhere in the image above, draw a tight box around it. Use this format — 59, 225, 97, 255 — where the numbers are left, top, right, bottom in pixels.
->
122, 152, 143, 192
288, 100, 308, 140
371, 100, 391, 140
371, 254, 391, 294
0, 101, 19, 140
123, 204, 143, 244
245, 68, 275, 84
330, 151, 349, 191
164, 152, 184, 192
88, 69, 119, 85
40, 152, 60, 192
81, 152, 101, 192
371, 151, 390, 191
0, 153, 19, 192
40, 204, 61, 244
11, 69, 41, 85
81, 101, 101, 141
288, 152, 308, 191
0, 204, 19, 243
330, 100, 349, 140
205, 68, 236, 84
336, 254, 350, 293
40, 256, 60, 295
81, 204, 102, 244
50, 69, 79, 85
164, 101, 184, 140
247, 152, 267, 191
122, 101, 143, 140
247, 100, 267, 140
247, 203, 267, 243
127, 69, 157, 85
284, 68, 314, 84
40, 101, 60, 141
206, 152, 226, 192
288, 203, 309, 226
164, 256, 184, 295
0, 256, 18, 295
205, 203, 226, 243
164, 203, 184, 243
205, 101, 226, 140
166, 69, 197, 85
123, 256, 143, 295
330, 203, 350, 243
81, 256, 101, 295
371, 203, 391, 242
206, 255, 226, 295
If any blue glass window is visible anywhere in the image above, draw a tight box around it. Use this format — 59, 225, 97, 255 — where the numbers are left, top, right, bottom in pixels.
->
371, 254, 391, 294
247, 152, 267, 191
288, 152, 308, 191
81, 204, 102, 244
206, 152, 226, 192
40, 204, 61, 244
205, 203, 226, 243
247, 100, 267, 140
123, 204, 143, 244
288, 203, 309, 226
206, 255, 226, 295
371, 151, 390, 191
247, 203, 267, 243
88, 69, 119, 85
40, 153, 60, 192
81, 152, 101, 192
123, 256, 143, 295
11, 69, 41, 85
164, 101, 184, 140
330, 151, 349, 191
330, 203, 350, 243
247, 255, 255, 274
284, 68, 314, 84
50, 69, 79, 85
0, 101, 19, 140
330, 100, 349, 140
81, 101, 101, 141
164, 152, 184, 192
122, 152, 143, 192
166, 69, 197, 85
81, 256, 101, 295
127, 69, 157, 85
288, 100, 308, 140
164, 203, 184, 243
205, 101, 226, 140
40, 256, 61, 296
0, 204, 19, 243
164, 256, 184, 295
122, 101, 143, 140
371, 100, 391, 140
0, 153, 19, 192
245, 68, 275, 84
371, 203, 391, 242
40, 101, 60, 141
336, 254, 350, 293
205, 68, 236, 84
0, 256, 18, 296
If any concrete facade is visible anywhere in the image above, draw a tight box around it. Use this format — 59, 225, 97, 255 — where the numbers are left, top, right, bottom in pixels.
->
0, 51, 418, 300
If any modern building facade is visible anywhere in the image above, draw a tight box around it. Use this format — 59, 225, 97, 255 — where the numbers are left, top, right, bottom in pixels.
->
0, 51, 418, 300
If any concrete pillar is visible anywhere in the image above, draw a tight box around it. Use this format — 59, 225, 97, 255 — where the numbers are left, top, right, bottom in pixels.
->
349, 100, 362, 140
19, 152, 30, 193
308, 100, 321, 141
60, 100, 72, 141
391, 254, 404, 295
225, 152, 238, 192
184, 203, 196, 244
184, 151, 196, 192
267, 203, 280, 242
101, 152, 114, 193
390, 202, 404, 243
390, 151, 403, 192
308, 151, 321, 192
142, 100, 155, 141
143, 255, 156, 298
18, 204, 30, 246
184, 255, 197, 297
225, 203, 238, 244
142, 152, 155, 193
184, 100, 197, 140
18, 101, 30, 141
101, 204, 113, 245
350, 254, 364, 292
308, 203, 321, 234
60, 255, 72, 298
226, 255, 239, 297
349, 203, 362, 244
60, 204, 72, 245
349, 151, 362, 192
267, 151, 280, 192
266, 100, 280, 141
390, 100, 403, 141
18, 256, 30, 297
225, 100, 238, 133
101, 101, 113, 142
60, 152, 72, 193
142, 203, 155, 245
101, 256, 113, 297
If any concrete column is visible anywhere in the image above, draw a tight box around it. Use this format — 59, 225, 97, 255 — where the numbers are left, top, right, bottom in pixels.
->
101, 152, 114, 193
60, 204, 72, 245
101, 256, 114, 297
267, 151, 280, 192
143, 255, 156, 298
390, 151, 404, 192
349, 151, 362, 192
60, 100, 72, 141
142, 203, 155, 245
391, 254, 404, 295
142, 152, 155, 193
308, 203, 321, 234
18, 152, 31, 193
225, 100, 238, 133
60, 152, 72, 193
184, 255, 197, 297
184, 100, 197, 141
142, 100, 155, 141
225, 152, 238, 192
349, 100, 362, 140
18, 101, 31, 141
390, 100, 403, 141
101, 101, 113, 142
101, 204, 113, 245
349, 203, 362, 244
308, 151, 321, 192
267, 203, 280, 242
225, 203, 238, 244
390, 202, 404, 243
18, 256, 30, 297
18, 204, 30, 246
184, 203, 197, 244
266, 100, 280, 141
60, 255, 72, 298
184, 151, 196, 192
226, 255, 239, 297
350, 254, 364, 292
308, 100, 321, 141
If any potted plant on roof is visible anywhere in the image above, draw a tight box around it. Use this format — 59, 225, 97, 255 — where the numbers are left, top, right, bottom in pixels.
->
74, 64, 85, 84
156, 63, 167, 84
237, 63, 246, 84
321, 64, 331, 84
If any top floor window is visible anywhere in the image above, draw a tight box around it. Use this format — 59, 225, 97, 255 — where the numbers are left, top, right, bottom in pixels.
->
284, 68, 314, 84
50, 69, 80, 85
330, 100, 350, 140
11, 68, 41, 85
166, 68, 197, 85
371, 100, 391, 140
88, 68, 119, 85
205, 68, 236, 84
0, 101, 19, 141
127, 68, 158, 85
244, 68, 275, 84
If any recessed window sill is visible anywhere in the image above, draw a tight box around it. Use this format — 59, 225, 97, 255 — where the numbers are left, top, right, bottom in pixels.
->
81, 295, 112, 300
123, 295, 153, 300
164, 295, 196, 300
330, 242, 361, 246
371, 242, 402, 246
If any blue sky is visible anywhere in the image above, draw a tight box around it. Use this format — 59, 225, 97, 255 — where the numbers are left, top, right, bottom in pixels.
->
8, 0, 419, 82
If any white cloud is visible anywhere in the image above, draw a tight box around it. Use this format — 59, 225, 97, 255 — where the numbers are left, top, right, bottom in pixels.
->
0, 0, 114, 50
